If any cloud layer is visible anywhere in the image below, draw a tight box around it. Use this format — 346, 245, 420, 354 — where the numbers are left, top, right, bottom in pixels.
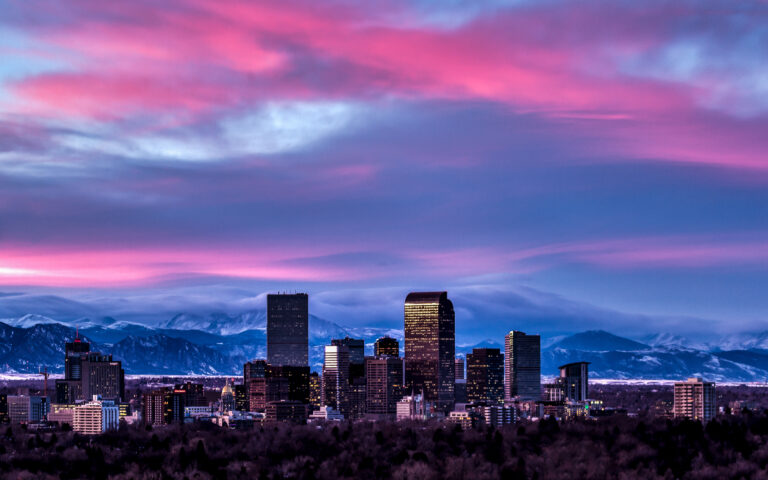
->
1, 0, 767, 333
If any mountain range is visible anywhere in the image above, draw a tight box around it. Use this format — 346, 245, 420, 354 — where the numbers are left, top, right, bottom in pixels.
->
2, 312, 768, 381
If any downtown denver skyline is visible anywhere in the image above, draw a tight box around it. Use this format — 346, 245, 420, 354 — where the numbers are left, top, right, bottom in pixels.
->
1, 0, 767, 342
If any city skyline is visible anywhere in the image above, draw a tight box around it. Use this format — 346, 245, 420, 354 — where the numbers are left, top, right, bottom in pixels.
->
1, 0, 768, 342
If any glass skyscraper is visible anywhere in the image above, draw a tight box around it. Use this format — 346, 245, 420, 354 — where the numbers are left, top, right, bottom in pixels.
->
267, 293, 309, 367
466, 348, 504, 404
404, 291, 455, 411
504, 330, 541, 401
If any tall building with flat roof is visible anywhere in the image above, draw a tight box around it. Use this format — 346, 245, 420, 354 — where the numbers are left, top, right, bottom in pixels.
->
674, 377, 716, 422
267, 293, 309, 367
374, 337, 400, 357
81, 353, 125, 402
466, 348, 504, 404
322, 345, 350, 416
404, 291, 455, 411
559, 362, 590, 402
365, 356, 404, 416
505, 331, 541, 401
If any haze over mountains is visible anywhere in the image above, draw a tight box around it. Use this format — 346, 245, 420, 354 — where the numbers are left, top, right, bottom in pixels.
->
2, 310, 768, 381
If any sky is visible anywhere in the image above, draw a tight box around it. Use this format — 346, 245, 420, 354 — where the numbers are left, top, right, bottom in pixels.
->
0, 0, 767, 342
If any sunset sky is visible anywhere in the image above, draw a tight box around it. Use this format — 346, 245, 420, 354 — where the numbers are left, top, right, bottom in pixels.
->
1, 0, 767, 340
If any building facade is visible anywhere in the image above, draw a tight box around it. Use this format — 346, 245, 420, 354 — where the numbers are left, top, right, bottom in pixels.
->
365, 356, 404, 416
559, 362, 590, 402
374, 337, 400, 357
466, 348, 504, 404
73, 397, 119, 434
674, 377, 716, 422
266, 293, 309, 367
504, 331, 541, 401
322, 345, 350, 415
404, 291, 455, 411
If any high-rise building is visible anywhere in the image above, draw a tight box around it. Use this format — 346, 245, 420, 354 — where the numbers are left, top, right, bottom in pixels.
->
374, 337, 400, 357
559, 362, 590, 402
267, 293, 309, 367
56, 334, 90, 404
504, 331, 541, 401
174, 382, 206, 407
466, 348, 504, 404
455, 357, 465, 381
322, 345, 350, 416
309, 372, 322, 410
674, 377, 716, 422
73, 397, 119, 434
80, 353, 125, 402
143, 390, 166, 426
265, 365, 310, 404
65, 334, 90, 380
234, 384, 248, 412
244, 360, 267, 384
404, 291, 455, 411
164, 390, 187, 424
332, 337, 365, 364
332, 337, 366, 419
365, 356, 404, 416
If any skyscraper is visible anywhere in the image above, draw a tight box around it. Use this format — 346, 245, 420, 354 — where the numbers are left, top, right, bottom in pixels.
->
455, 357, 465, 381
674, 377, 716, 422
559, 362, 590, 402
365, 356, 404, 416
267, 293, 309, 367
80, 353, 125, 402
332, 337, 366, 419
404, 291, 455, 411
466, 348, 504, 404
322, 345, 350, 416
374, 337, 400, 357
505, 331, 541, 401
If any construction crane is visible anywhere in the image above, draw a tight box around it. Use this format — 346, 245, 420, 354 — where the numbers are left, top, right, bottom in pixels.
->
38, 366, 50, 398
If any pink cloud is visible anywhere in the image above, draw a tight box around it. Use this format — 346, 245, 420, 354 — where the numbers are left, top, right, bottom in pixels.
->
4, 0, 767, 170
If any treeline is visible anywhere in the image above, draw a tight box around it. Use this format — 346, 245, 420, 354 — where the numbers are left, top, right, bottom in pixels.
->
3, 412, 768, 479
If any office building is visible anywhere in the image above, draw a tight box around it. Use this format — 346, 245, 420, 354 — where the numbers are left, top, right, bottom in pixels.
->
674, 377, 716, 422
559, 362, 590, 402
267, 293, 309, 367
396, 394, 427, 421
174, 382, 206, 407
466, 348, 504, 404
322, 345, 350, 416
332, 337, 366, 419
80, 353, 125, 402
374, 337, 400, 357
165, 389, 187, 424
365, 356, 404, 416
143, 390, 166, 426
7, 396, 46, 424
404, 291, 455, 411
244, 359, 267, 384
65, 334, 90, 380
73, 397, 119, 434
309, 372, 322, 410
264, 400, 307, 423
482, 405, 516, 427
235, 384, 248, 411
454, 379, 467, 404
265, 364, 310, 404
455, 357, 465, 381
504, 331, 541, 401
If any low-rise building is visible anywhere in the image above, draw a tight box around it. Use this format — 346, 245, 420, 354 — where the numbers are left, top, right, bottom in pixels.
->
72, 396, 119, 434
